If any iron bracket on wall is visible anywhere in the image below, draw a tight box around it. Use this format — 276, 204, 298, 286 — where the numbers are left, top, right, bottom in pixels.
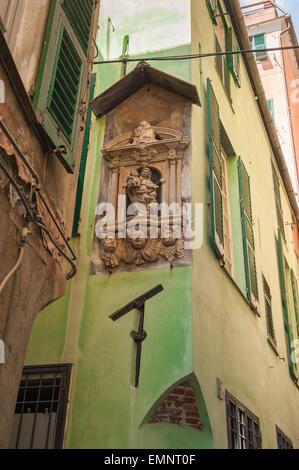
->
109, 284, 164, 388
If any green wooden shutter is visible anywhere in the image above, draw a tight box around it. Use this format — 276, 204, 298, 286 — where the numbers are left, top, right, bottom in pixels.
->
73, 73, 96, 235
33, 0, 96, 173
238, 157, 258, 305
228, 28, 241, 88
226, 27, 233, 72
62, 0, 95, 54
272, 162, 285, 238
47, 28, 83, 144
263, 275, 276, 344
206, 0, 218, 25
267, 99, 275, 123
207, 79, 224, 259
253, 34, 267, 62
277, 229, 296, 379
215, 35, 223, 80
290, 269, 299, 337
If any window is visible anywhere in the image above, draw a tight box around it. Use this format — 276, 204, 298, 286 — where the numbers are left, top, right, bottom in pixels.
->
207, 79, 224, 259
268, 99, 275, 124
272, 162, 285, 239
33, 0, 96, 172
207, 79, 237, 275
9, 364, 72, 449
252, 33, 267, 62
222, 150, 234, 276
238, 157, 259, 307
263, 275, 276, 346
276, 231, 298, 383
226, 392, 262, 449
226, 27, 241, 88
276, 426, 293, 449
214, 2, 231, 99
206, 0, 218, 25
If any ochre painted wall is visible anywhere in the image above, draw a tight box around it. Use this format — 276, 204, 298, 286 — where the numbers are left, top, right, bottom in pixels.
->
191, 0, 299, 449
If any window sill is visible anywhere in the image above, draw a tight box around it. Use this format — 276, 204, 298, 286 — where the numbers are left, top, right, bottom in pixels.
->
267, 336, 279, 356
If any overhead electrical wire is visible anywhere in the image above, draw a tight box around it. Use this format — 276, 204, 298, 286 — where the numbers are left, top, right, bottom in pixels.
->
93, 45, 299, 64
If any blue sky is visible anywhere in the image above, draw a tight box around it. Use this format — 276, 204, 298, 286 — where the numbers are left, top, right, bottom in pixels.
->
239, 0, 299, 38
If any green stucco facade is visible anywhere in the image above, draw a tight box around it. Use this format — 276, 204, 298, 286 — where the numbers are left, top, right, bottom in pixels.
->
24, 0, 299, 449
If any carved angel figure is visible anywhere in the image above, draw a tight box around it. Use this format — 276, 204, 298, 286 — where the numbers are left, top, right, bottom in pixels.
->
99, 237, 121, 268
132, 121, 156, 144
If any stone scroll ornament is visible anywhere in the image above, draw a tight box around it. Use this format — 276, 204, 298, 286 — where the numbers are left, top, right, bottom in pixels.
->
98, 121, 189, 269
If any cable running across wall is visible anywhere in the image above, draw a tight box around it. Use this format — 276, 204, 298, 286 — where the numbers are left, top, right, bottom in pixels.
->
93, 45, 299, 64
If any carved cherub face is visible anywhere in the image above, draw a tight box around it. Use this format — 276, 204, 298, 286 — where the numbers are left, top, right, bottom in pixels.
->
162, 227, 177, 246
129, 229, 147, 249
129, 238, 147, 249
102, 237, 117, 252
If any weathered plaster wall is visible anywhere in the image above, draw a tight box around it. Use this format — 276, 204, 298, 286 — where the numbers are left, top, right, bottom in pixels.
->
0, 1, 101, 448
96, 0, 191, 91
191, 0, 299, 449
0, 59, 65, 447
9, 0, 51, 94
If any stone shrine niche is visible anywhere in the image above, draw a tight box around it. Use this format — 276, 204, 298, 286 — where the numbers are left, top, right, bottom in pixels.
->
93, 120, 191, 272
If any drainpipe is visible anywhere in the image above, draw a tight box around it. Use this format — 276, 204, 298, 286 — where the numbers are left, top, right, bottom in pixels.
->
225, 0, 299, 226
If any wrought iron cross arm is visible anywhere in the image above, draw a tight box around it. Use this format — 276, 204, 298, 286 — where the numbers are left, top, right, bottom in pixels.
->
109, 284, 163, 321
108, 284, 164, 387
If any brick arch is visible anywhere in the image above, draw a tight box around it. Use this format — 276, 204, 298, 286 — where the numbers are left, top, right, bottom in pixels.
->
148, 379, 202, 431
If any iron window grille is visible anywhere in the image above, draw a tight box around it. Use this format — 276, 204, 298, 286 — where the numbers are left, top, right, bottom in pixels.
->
276, 425, 293, 449
9, 364, 72, 449
226, 391, 262, 449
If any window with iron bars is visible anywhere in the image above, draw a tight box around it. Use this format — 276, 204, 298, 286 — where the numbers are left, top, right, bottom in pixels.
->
9, 364, 72, 449
226, 392, 262, 449
276, 425, 293, 449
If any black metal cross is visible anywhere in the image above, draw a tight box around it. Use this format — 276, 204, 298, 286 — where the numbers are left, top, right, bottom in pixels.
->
109, 284, 164, 388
